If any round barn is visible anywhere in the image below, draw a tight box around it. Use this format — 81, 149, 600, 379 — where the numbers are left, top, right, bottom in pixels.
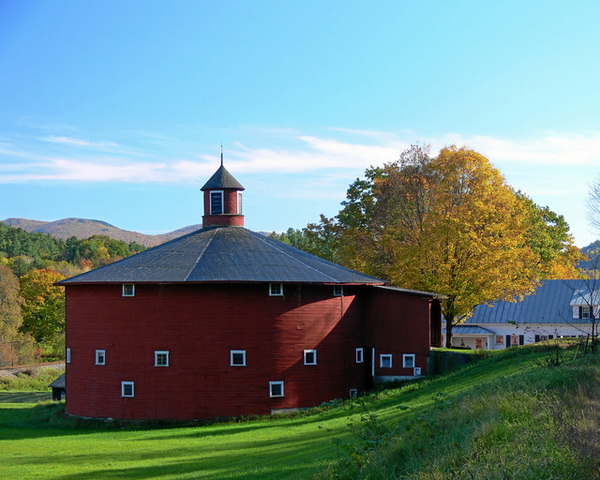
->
58, 163, 441, 420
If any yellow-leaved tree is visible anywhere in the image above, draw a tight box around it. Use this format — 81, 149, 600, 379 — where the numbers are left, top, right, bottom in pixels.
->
333, 145, 580, 347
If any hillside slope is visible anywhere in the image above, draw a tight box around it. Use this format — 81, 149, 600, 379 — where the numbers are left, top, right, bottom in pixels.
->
1, 217, 201, 247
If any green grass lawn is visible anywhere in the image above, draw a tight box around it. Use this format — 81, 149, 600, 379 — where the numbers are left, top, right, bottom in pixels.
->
0, 344, 598, 480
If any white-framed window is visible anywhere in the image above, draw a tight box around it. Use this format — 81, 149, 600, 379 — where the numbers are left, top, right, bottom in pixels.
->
230, 350, 246, 366
333, 285, 344, 297
154, 351, 169, 367
349, 389, 358, 398
95, 349, 106, 365
122, 284, 135, 297
403, 354, 416, 369
355, 347, 364, 363
210, 190, 224, 215
269, 381, 284, 397
380, 354, 392, 368
237, 191, 243, 214
414, 367, 422, 376
66, 347, 71, 364
511, 334, 519, 346
269, 283, 283, 296
121, 381, 135, 397
496, 335, 504, 344
581, 306, 591, 319
304, 349, 317, 365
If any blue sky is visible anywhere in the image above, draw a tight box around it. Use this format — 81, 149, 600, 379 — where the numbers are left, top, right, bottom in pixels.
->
0, 1, 599, 246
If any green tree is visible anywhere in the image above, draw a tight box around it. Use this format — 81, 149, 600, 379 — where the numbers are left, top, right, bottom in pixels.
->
328, 145, 580, 347
0, 265, 35, 365
19, 269, 65, 343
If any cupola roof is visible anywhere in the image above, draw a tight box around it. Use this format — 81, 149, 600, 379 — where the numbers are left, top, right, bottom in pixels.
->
201, 165, 245, 191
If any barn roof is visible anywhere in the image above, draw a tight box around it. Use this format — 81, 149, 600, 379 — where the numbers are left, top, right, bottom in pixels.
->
464, 279, 598, 325
201, 165, 245, 191
57, 226, 387, 285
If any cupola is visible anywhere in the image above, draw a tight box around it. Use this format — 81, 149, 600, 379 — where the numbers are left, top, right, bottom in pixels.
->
200, 153, 245, 227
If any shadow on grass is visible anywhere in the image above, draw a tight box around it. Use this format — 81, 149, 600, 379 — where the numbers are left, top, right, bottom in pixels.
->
0, 392, 52, 403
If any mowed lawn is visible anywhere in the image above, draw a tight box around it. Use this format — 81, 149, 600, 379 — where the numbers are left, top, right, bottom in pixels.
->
1, 345, 590, 480
0, 402, 350, 480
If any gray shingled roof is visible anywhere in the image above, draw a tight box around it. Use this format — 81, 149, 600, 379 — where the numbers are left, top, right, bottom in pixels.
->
58, 226, 386, 285
464, 279, 598, 325
201, 165, 245, 191
49, 373, 65, 389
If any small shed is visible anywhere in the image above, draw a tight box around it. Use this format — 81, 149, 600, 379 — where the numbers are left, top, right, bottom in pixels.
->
49, 373, 65, 401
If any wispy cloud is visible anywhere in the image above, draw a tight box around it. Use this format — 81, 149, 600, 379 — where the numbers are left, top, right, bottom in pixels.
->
1, 127, 599, 187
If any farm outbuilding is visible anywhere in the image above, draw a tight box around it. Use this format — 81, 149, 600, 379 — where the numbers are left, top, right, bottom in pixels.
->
58, 163, 441, 420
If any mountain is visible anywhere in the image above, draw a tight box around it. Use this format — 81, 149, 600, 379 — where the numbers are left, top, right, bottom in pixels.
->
1, 218, 202, 247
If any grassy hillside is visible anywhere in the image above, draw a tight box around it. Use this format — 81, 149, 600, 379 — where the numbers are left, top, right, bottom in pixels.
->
0, 343, 597, 479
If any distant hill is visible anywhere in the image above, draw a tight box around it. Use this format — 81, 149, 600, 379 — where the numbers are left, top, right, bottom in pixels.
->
1, 218, 202, 247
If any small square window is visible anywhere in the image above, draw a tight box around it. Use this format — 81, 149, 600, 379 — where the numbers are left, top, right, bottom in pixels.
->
95, 349, 106, 366
269, 283, 283, 296
380, 354, 392, 368
269, 381, 284, 397
304, 349, 317, 365
154, 351, 169, 367
121, 381, 135, 397
349, 389, 358, 398
355, 348, 364, 363
333, 285, 344, 297
403, 354, 415, 369
496, 335, 504, 344
66, 348, 71, 364
122, 284, 135, 297
230, 350, 246, 366
582, 306, 591, 318
414, 367, 422, 376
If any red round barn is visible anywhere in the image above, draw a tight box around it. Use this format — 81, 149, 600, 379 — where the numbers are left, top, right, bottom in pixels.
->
58, 164, 441, 420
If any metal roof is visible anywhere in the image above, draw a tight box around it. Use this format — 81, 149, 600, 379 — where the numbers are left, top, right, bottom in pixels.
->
443, 325, 496, 335
464, 279, 598, 325
201, 165, 245, 191
58, 226, 387, 285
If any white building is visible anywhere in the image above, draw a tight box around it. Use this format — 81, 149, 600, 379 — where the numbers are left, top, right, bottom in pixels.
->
444, 280, 599, 350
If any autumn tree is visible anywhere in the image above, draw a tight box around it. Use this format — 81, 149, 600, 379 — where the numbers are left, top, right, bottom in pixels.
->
330, 145, 580, 347
19, 269, 65, 345
0, 265, 35, 365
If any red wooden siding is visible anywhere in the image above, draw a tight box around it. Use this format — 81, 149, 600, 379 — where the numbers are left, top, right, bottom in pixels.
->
65, 283, 367, 420
366, 288, 433, 377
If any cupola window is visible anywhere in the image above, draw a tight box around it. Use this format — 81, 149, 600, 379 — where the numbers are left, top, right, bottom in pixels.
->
210, 191, 224, 215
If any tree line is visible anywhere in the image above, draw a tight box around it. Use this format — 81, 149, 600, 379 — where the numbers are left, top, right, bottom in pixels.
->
0, 224, 146, 365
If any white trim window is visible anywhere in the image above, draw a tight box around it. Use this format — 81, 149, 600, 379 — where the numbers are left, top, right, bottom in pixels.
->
66, 348, 71, 364
380, 354, 392, 368
269, 283, 283, 296
122, 284, 135, 297
349, 389, 358, 398
496, 335, 504, 345
414, 367, 422, 376
230, 350, 246, 366
210, 190, 224, 215
121, 381, 135, 397
154, 351, 170, 367
333, 285, 344, 297
355, 347, 364, 363
402, 354, 416, 369
269, 381, 284, 397
304, 349, 317, 365
95, 349, 106, 366
237, 191, 243, 214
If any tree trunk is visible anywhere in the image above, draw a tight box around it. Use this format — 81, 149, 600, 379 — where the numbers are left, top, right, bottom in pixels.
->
445, 317, 454, 348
